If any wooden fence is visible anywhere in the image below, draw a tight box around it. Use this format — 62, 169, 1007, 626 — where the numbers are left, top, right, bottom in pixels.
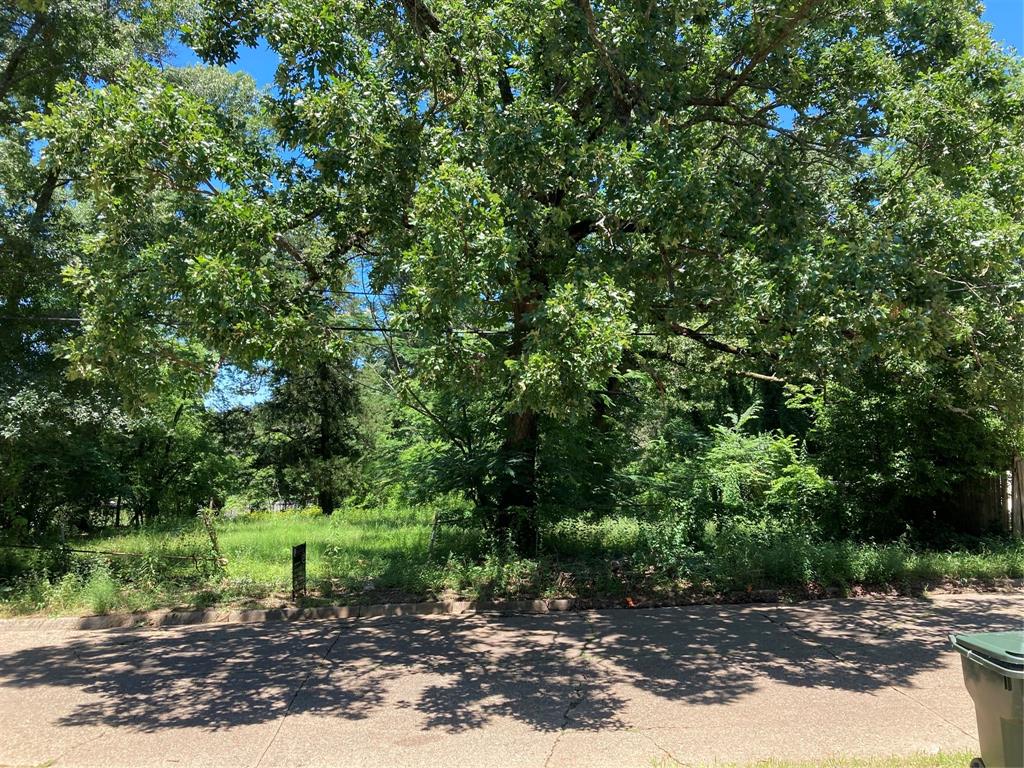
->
951, 455, 1023, 536
1011, 455, 1024, 537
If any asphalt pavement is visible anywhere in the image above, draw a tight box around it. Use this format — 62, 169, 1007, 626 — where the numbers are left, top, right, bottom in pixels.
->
1, 592, 1021, 767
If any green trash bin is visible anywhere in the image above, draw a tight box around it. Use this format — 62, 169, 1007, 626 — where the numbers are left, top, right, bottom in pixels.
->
950, 631, 1024, 768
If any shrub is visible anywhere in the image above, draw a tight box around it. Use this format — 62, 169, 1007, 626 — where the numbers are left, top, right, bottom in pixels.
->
82, 566, 120, 614
663, 405, 840, 539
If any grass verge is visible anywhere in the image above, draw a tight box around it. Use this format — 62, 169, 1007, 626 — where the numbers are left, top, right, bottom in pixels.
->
654, 751, 976, 767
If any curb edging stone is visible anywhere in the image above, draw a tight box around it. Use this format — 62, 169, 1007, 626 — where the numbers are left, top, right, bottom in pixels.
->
0, 597, 579, 632
1, 579, 1020, 633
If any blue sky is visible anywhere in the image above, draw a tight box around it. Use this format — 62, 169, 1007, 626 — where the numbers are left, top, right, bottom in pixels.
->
984, 0, 1024, 51
171, 40, 279, 89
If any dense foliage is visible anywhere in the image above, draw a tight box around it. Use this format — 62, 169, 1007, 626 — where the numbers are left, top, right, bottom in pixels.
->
1, 0, 1022, 561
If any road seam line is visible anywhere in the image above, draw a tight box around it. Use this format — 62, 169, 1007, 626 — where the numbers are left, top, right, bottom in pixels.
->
252, 621, 351, 768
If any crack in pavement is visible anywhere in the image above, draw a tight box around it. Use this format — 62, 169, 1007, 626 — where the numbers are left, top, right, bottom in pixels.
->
763, 611, 974, 739
544, 611, 600, 768
49, 729, 108, 766
542, 615, 684, 768
251, 620, 352, 768
635, 728, 684, 767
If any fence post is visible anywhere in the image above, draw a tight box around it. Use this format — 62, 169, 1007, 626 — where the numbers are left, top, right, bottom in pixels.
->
1012, 456, 1024, 538
292, 543, 307, 600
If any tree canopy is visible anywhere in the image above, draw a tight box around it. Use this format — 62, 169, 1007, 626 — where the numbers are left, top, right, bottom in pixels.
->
4, 0, 1023, 549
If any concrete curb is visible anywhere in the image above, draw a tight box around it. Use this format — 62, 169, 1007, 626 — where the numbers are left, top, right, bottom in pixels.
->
0, 597, 579, 632
1, 579, 1020, 634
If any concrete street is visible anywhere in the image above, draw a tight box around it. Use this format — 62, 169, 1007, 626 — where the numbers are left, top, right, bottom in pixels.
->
0, 593, 1021, 767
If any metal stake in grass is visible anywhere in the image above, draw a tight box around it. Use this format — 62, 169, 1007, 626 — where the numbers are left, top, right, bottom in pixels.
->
292, 543, 307, 600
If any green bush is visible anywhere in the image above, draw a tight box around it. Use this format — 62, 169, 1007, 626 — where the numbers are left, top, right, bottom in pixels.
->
82, 566, 120, 614
649, 405, 840, 541
812, 367, 1022, 538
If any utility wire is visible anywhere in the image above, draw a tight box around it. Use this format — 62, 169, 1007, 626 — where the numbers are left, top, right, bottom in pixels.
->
1, 316, 670, 338
0, 316, 83, 323
328, 323, 512, 337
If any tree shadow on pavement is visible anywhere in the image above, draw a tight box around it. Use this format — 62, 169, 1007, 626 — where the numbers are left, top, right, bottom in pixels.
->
0, 596, 1018, 735
578, 596, 1021, 711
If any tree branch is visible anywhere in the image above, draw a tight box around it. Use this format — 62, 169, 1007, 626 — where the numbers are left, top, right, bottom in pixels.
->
28, 171, 59, 230
497, 66, 514, 108
687, 0, 825, 110
668, 322, 751, 358
273, 233, 323, 286
398, 0, 440, 34
0, 12, 47, 105
576, 0, 639, 120
638, 348, 786, 383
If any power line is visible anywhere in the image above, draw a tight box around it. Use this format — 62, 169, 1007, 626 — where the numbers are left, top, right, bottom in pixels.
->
2, 314, 667, 338
334, 289, 400, 299
330, 324, 665, 337
0, 316, 82, 323
329, 323, 512, 336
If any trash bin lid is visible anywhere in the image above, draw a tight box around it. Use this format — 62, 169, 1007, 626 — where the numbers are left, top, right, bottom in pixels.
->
952, 631, 1024, 668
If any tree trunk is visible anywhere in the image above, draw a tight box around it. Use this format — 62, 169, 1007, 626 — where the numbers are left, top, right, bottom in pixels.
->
318, 488, 335, 516
495, 407, 539, 554
493, 286, 543, 554
316, 362, 335, 515
144, 492, 159, 526
757, 377, 785, 432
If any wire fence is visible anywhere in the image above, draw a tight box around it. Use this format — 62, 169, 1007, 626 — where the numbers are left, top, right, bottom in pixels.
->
0, 542, 222, 566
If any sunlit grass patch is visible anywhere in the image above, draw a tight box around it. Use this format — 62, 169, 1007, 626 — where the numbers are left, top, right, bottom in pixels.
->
653, 751, 976, 767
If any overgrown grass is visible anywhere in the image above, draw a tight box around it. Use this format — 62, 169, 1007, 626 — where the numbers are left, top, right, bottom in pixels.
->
1, 506, 1022, 617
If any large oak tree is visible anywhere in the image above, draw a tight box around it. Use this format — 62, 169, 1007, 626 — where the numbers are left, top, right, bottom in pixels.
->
33, 0, 1024, 549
